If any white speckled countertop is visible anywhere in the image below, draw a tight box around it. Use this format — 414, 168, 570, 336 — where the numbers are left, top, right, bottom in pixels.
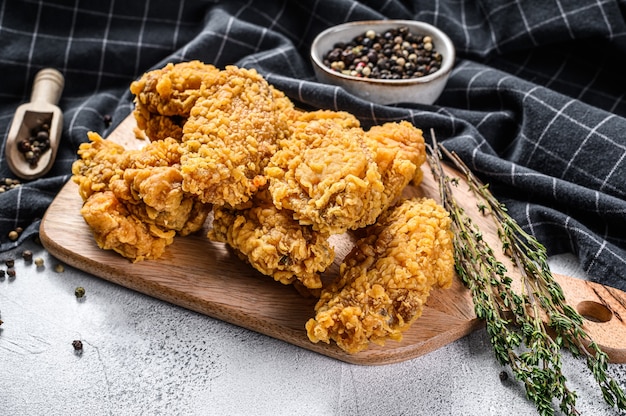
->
1, 239, 624, 415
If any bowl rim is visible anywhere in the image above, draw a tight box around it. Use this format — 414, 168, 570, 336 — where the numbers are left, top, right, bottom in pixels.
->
310, 19, 455, 86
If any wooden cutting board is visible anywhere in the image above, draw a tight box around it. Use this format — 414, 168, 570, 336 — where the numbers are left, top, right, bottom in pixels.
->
40, 115, 626, 365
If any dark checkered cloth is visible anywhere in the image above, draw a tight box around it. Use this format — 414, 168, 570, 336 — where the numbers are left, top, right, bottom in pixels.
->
1, 1, 625, 288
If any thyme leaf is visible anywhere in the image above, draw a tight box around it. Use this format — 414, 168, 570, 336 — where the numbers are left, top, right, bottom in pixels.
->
426, 134, 626, 415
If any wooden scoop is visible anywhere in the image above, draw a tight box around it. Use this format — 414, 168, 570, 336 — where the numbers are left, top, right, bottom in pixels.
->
5, 68, 64, 180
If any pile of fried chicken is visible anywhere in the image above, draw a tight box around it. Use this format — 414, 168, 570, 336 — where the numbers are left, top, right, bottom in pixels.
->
72, 61, 455, 354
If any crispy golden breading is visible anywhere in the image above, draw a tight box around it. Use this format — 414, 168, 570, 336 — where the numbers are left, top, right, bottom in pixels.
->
266, 110, 385, 235
133, 103, 185, 141
305, 197, 454, 353
130, 60, 223, 116
364, 120, 427, 203
209, 191, 334, 289
72, 133, 211, 261
81, 191, 175, 262
72, 132, 127, 200
180, 66, 292, 207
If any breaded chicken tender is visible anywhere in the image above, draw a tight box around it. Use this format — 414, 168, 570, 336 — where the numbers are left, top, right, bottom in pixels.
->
180, 66, 292, 207
81, 191, 175, 262
130, 60, 222, 116
72, 132, 127, 200
305, 197, 454, 353
130, 61, 224, 141
266, 110, 385, 235
72, 133, 211, 261
364, 120, 427, 204
209, 191, 334, 289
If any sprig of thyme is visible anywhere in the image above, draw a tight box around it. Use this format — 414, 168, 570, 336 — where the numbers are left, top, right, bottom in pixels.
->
426, 136, 626, 415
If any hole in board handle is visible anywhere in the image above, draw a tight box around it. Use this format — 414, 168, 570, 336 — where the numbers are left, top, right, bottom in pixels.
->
577, 300, 613, 323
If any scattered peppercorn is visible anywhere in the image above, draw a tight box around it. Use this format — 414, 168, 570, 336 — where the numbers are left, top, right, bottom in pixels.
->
17, 118, 52, 168
34, 257, 44, 267
0, 177, 21, 193
323, 26, 443, 80
0, 270, 5, 278
103, 114, 112, 127
5, 259, 15, 268
72, 340, 83, 351
75, 286, 85, 298
22, 250, 33, 262
7, 268, 16, 277
54, 263, 65, 273
499, 371, 509, 382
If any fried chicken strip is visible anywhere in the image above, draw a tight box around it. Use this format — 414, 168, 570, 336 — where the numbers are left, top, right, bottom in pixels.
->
305, 197, 454, 353
81, 191, 175, 262
72, 133, 211, 261
180, 66, 292, 207
364, 120, 427, 203
208, 191, 334, 289
266, 110, 385, 235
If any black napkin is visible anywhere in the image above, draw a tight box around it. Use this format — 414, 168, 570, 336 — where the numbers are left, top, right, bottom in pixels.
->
1, 1, 624, 288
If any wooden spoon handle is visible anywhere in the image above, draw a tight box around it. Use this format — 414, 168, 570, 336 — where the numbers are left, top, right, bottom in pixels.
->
30, 68, 64, 105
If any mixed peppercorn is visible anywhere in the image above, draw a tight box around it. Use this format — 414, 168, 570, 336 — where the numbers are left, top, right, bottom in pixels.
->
17, 119, 52, 168
322, 26, 443, 80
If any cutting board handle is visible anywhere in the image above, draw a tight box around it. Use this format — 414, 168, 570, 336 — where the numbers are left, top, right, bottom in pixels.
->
554, 273, 626, 362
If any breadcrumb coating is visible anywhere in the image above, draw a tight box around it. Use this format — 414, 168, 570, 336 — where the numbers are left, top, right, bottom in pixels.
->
266, 110, 385, 234
209, 191, 334, 289
75, 64, 453, 355
305, 197, 454, 353
72, 133, 211, 261
364, 120, 427, 201
81, 191, 175, 262
130, 60, 223, 117
180, 66, 292, 207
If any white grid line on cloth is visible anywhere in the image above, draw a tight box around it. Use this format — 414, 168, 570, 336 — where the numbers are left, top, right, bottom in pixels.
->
611, 91, 626, 113
23, 2, 43, 98
369, 102, 377, 125
380, 0, 397, 15
562, 113, 615, 178
555, 0, 575, 39
465, 67, 492, 110
446, 70, 626, 153
23, 0, 187, 26
344, 0, 360, 22
481, 1, 615, 54
544, 58, 567, 90
214, 16, 236, 65
265, 0, 287, 34
254, 27, 269, 53
524, 97, 577, 164
460, 1, 471, 51
134, 0, 150, 81
601, 151, 626, 193
172, 0, 186, 49
595, 0, 614, 38
95, 0, 115, 92
62, 0, 78, 77
588, 239, 610, 276
524, 202, 537, 241
492, 55, 626, 106
475, 1, 503, 55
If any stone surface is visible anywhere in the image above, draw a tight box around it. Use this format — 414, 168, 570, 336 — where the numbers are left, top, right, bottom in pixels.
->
1, 240, 624, 415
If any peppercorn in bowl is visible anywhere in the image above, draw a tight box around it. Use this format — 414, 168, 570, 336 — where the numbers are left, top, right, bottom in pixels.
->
311, 20, 455, 105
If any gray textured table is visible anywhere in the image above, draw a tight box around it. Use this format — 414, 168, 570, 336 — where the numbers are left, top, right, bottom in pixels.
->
1, 239, 624, 415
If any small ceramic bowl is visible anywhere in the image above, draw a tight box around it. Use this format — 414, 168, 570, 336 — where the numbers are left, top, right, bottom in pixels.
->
311, 20, 455, 105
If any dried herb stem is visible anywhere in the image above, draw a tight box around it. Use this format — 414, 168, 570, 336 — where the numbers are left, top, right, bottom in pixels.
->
426, 137, 626, 415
